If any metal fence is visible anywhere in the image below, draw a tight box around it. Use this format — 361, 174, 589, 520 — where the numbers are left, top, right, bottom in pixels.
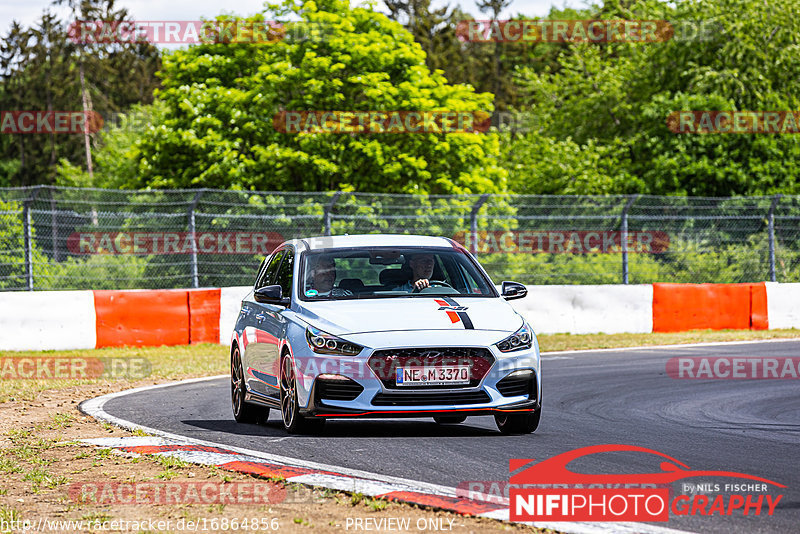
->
1, 186, 799, 290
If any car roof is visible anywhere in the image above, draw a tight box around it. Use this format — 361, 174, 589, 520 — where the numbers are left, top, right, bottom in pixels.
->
293, 234, 457, 252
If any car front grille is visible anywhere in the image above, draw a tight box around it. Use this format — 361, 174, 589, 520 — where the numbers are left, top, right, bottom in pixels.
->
368, 347, 495, 390
496, 371, 537, 398
371, 390, 491, 406
316, 378, 364, 401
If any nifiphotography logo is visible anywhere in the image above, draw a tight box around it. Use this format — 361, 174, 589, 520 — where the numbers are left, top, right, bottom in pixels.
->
508, 444, 785, 522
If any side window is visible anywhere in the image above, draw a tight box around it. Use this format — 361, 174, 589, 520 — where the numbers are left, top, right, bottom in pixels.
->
275, 248, 294, 298
256, 251, 284, 289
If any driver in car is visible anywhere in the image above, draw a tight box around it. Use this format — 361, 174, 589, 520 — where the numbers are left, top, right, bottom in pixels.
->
394, 253, 435, 292
308, 256, 352, 297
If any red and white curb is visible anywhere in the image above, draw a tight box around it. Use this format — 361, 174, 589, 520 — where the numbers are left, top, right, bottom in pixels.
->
79, 376, 694, 534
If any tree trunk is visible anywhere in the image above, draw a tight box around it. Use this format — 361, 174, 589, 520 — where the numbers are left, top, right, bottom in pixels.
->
79, 59, 94, 179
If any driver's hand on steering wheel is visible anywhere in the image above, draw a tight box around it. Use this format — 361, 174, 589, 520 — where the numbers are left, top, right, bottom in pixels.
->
413, 278, 430, 290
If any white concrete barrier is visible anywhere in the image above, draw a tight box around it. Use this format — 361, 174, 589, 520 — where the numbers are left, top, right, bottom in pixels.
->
765, 282, 800, 329
0, 290, 96, 351
5, 282, 799, 352
509, 284, 654, 335
219, 286, 251, 344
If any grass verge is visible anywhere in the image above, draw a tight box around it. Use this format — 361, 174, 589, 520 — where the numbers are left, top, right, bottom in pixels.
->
538, 328, 800, 352
0, 330, 797, 532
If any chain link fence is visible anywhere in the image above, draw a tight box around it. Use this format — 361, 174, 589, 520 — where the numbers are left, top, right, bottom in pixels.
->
1, 186, 798, 291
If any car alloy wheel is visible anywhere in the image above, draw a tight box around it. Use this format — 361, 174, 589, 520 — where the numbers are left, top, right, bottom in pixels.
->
231, 346, 268, 424
280, 354, 325, 434
280, 356, 298, 429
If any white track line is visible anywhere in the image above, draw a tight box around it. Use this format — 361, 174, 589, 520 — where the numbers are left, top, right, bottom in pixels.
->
79, 375, 699, 534
80, 377, 456, 497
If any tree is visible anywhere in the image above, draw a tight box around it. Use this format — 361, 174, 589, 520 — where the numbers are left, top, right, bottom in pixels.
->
509, 0, 800, 196
132, 0, 506, 194
475, 0, 512, 109
0, 0, 161, 186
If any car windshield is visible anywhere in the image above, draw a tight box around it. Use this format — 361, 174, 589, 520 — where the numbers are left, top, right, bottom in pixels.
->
300, 247, 496, 300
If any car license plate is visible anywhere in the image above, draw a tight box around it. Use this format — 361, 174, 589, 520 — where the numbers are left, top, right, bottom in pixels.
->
395, 366, 470, 386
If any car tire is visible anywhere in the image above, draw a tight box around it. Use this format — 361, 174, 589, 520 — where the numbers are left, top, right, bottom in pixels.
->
280, 355, 325, 434
433, 415, 467, 425
231, 346, 269, 424
494, 408, 541, 434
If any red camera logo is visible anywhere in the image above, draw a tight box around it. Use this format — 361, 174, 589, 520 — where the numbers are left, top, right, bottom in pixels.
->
508, 445, 784, 522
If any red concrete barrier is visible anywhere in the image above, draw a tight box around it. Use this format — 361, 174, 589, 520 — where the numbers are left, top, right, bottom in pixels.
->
188, 289, 221, 344
750, 282, 768, 330
94, 290, 190, 348
653, 283, 768, 332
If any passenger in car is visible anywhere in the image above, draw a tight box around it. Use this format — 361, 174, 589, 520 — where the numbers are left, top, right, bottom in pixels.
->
308, 256, 352, 297
393, 253, 435, 292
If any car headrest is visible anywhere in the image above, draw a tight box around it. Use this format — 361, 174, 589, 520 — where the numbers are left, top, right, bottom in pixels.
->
379, 268, 409, 286
339, 278, 365, 291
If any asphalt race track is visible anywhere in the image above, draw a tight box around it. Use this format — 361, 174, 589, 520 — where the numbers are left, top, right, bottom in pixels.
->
101, 340, 800, 533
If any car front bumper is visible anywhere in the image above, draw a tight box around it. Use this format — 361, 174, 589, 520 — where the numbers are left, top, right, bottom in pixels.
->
289, 329, 541, 419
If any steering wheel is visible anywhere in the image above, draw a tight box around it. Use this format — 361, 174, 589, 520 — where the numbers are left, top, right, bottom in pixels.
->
411, 280, 453, 293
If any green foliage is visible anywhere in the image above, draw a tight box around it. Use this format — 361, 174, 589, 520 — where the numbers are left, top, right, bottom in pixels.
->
0, 0, 161, 187
503, 133, 636, 194
509, 0, 800, 196
129, 0, 505, 194
0, 199, 29, 288
56, 103, 166, 189
0, 199, 60, 289
34, 254, 150, 290
478, 241, 800, 286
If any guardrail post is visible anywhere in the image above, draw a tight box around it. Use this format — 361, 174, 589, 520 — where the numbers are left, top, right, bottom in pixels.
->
23, 186, 43, 291
621, 195, 639, 285
469, 194, 490, 255
324, 192, 342, 236
50, 190, 60, 262
768, 194, 782, 282
188, 190, 205, 289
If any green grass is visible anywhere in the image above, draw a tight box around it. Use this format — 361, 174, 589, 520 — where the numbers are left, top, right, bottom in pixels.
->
0, 343, 227, 402
538, 328, 800, 352
49, 412, 75, 429
0, 505, 20, 525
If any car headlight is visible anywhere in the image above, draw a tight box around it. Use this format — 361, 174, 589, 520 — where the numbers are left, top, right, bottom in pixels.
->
496, 322, 533, 353
305, 325, 362, 356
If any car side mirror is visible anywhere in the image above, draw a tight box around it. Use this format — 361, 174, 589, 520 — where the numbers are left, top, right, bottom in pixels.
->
254, 285, 290, 306
501, 281, 527, 301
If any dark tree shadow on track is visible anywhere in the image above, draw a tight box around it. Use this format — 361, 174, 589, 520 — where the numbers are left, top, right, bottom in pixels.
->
181, 417, 504, 438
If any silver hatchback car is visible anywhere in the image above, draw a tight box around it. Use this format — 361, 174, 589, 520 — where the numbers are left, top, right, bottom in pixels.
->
230, 234, 541, 434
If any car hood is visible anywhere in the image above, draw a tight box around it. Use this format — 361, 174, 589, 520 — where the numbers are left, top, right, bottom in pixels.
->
296, 296, 523, 336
